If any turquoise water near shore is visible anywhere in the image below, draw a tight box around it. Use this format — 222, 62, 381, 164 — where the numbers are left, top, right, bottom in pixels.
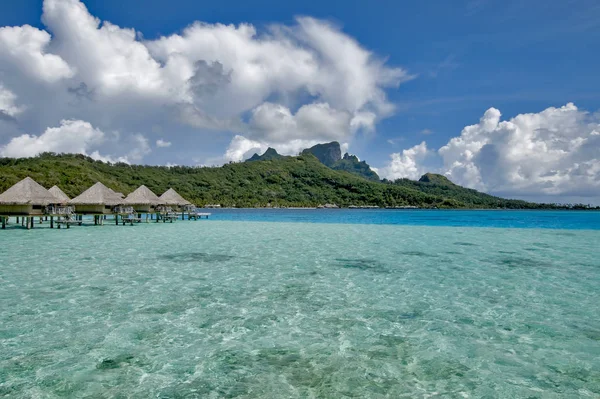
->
1, 213, 600, 397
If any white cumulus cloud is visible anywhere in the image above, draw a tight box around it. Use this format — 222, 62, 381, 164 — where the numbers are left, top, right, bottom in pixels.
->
0, 84, 24, 119
0, 119, 104, 158
378, 141, 429, 180
379, 103, 600, 200
0, 0, 409, 165
0, 119, 148, 164
0, 25, 74, 83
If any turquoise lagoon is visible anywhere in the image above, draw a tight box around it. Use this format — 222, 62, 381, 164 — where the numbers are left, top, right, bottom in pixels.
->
1, 211, 599, 398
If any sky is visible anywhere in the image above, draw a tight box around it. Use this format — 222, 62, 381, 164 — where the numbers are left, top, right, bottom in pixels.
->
0, 0, 599, 204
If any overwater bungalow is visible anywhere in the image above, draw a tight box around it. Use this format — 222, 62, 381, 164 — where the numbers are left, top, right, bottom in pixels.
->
158, 188, 196, 221
159, 188, 192, 210
46, 185, 76, 225
69, 182, 126, 215
48, 185, 70, 203
124, 185, 164, 213
0, 177, 61, 229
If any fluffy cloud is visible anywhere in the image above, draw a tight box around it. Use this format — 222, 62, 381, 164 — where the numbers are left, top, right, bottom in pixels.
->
0, 119, 149, 164
378, 142, 429, 180
0, 119, 104, 158
0, 84, 24, 120
127, 134, 151, 162
224, 135, 268, 163
379, 103, 600, 199
0, 25, 74, 83
0, 0, 407, 165
156, 139, 172, 148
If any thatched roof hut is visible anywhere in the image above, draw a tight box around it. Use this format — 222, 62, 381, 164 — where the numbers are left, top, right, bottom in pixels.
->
0, 177, 58, 215
108, 188, 125, 199
69, 182, 125, 214
48, 185, 70, 203
159, 188, 192, 206
0, 177, 58, 205
125, 185, 164, 211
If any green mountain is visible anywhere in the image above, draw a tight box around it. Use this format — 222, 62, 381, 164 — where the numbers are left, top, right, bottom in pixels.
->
418, 173, 455, 185
247, 147, 284, 162
299, 141, 379, 180
301, 142, 341, 167
390, 174, 538, 209
331, 153, 380, 181
0, 152, 563, 209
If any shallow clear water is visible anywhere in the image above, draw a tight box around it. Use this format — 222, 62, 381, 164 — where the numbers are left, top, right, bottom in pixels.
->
1, 213, 600, 398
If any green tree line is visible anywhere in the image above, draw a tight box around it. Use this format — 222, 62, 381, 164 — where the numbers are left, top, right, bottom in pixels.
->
0, 152, 579, 209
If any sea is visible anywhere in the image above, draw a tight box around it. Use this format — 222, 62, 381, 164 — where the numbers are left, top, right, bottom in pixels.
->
0, 210, 599, 398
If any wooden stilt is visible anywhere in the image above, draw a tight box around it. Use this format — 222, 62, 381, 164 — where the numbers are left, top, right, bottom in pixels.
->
115, 214, 119, 225
1, 216, 5, 229
50, 216, 54, 228
16, 217, 19, 224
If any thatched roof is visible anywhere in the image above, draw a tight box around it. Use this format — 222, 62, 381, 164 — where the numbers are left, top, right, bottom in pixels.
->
125, 185, 164, 205
48, 186, 70, 203
108, 188, 125, 199
69, 182, 125, 206
159, 188, 192, 206
0, 177, 59, 206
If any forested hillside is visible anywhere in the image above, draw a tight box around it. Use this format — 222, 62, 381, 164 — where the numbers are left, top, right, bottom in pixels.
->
0, 153, 561, 209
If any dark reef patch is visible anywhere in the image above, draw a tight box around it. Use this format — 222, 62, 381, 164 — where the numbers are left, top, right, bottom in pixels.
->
334, 258, 388, 273
397, 251, 439, 258
376, 310, 423, 323
532, 242, 552, 249
158, 252, 235, 263
550, 231, 577, 237
139, 301, 192, 315
498, 256, 552, 267
96, 354, 135, 370
453, 242, 478, 247
490, 256, 553, 268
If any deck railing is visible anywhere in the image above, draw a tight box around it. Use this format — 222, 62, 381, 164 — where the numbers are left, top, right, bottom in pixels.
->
45, 205, 75, 215
113, 206, 135, 214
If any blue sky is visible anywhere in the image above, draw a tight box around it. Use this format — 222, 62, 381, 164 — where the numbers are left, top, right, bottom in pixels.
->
0, 0, 599, 202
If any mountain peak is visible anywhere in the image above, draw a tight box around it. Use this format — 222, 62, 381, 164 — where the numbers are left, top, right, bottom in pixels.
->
301, 142, 341, 167
247, 147, 282, 162
418, 173, 456, 186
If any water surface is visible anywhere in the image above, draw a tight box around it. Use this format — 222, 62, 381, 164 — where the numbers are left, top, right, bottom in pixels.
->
1, 212, 599, 397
